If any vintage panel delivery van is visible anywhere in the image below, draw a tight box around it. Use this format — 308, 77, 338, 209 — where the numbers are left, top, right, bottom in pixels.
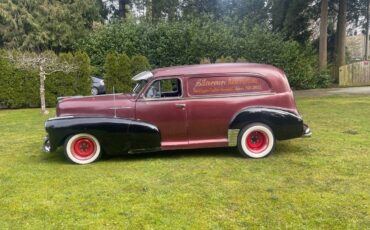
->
43, 63, 311, 164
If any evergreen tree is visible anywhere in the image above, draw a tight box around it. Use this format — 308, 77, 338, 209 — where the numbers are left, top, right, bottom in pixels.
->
104, 53, 132, 93
0, 0, 103, 51
270, 0, 313, 44
131, 55, 150, 75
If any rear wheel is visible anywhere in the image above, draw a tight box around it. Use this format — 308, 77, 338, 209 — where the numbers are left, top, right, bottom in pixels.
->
64, 133, 101, 164
237, 123, 275, 158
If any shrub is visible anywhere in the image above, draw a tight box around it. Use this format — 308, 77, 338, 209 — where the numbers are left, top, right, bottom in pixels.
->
0, 50, 39, 108
104, 53, 132, 93
79, 18, 327, 89
236, 57, 248, 63
131, 55, 151, 76
72, 51, 92, 96
104, 53, 152, 93
237, 27, 319, 89
44, 51, 91, 105
215, 56, 234, 63
0, 50, 91, 108
200, 57, 211, 64
314, 68, 332, 88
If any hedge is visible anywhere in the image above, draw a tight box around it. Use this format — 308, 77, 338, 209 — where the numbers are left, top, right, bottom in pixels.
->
104, 53, 150, 93
0, 50, 91, 108
79, 18, 330, 89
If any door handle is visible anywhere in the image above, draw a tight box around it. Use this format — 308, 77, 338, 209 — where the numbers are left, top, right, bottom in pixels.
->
175, 103, 186, 108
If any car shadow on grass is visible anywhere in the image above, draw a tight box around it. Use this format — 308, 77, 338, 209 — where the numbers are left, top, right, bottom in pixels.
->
40, 147, 242, 164
105, 147, 242, 162
40, 141, 304, 164
39, 149, 66, 164
274, 141, 306, 156
105, 141, 306, 162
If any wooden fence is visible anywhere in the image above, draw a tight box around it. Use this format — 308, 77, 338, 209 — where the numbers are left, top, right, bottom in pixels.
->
339, 61, 370, 86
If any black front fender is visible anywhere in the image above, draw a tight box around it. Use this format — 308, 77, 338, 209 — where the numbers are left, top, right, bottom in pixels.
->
229, 107, 304, 140
45, 117, 160, 155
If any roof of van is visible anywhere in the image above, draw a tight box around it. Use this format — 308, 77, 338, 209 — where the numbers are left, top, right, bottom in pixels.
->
152, 63, 285, 78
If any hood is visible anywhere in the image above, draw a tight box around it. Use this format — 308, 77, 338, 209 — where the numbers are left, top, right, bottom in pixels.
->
57, 94, 136, 118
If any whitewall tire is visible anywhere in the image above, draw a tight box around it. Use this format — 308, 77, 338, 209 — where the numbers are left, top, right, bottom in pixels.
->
64, 133, 101, 164
237, 123, 275, 158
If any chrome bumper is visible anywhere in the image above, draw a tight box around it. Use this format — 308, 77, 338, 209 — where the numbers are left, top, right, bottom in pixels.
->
42, 136, 51, 153
303, 124, 312, 137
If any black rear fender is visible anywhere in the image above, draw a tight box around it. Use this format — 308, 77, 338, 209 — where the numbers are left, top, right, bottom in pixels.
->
229, 107, 304, 140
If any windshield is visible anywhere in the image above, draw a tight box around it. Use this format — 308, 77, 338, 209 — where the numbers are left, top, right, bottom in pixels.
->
132, 80, 147, 95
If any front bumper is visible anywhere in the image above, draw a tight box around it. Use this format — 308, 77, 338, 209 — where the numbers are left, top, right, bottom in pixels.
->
42, 136, 51, 153
303, 124, 312, 137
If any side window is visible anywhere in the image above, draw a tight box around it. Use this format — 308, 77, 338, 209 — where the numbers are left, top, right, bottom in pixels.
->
145, 78, 182, 99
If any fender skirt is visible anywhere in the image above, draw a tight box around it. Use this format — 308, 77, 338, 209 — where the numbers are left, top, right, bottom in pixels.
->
45, 117, 161, 155
229, 107, 304, 141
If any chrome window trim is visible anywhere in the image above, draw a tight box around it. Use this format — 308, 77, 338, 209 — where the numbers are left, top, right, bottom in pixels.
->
132, 71, 154, 81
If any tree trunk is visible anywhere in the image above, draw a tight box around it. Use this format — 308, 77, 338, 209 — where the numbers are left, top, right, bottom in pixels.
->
118, 0, 129, 19
336, 0, 347, 69
145, 0, 151, 19
365, 0, 370, 60
151, 0, 159, 22
39, 65, 48, 115
319, 0, 328, 70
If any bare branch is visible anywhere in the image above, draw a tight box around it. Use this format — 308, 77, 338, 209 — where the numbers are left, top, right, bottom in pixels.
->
5, 50, 78, 74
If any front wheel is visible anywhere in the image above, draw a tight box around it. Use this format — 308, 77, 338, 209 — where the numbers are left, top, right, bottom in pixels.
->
91, 87, 99, 95
64, 133, 101, 164
237, 123, 275, 158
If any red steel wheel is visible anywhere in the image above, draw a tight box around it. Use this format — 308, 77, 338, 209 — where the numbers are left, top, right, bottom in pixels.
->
64, 133, 101, 164
238, 123, 275, 158
246, 130, 269, 153
72, 137, 96, 159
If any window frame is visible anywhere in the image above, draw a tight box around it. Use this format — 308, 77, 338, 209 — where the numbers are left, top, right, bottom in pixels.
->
141, 77, 184, 101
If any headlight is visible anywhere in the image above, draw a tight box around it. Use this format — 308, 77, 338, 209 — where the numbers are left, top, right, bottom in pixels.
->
100, 80, 105, 86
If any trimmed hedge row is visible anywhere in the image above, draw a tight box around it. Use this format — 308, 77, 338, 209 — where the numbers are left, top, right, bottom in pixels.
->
79, 18, 331, 89
0, 50, 91, 108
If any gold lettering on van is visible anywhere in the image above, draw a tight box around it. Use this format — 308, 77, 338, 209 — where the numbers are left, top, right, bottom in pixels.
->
228, 78, 258, 85
191, 77, 265, 95
195, 79, 227, 87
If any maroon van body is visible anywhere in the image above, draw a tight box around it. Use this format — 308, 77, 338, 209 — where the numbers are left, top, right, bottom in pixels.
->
44, 63, 311, 164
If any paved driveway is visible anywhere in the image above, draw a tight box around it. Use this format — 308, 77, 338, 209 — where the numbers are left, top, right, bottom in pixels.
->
294, 86, 370, 97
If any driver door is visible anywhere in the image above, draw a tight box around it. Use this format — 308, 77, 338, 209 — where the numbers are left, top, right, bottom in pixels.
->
135, 77, 188, 147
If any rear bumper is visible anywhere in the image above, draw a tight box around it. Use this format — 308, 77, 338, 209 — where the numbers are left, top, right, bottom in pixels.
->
302, 124, 312, 137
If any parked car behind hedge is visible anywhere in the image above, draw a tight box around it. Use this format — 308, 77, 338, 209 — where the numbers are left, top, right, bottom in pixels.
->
91, 76, 105, 95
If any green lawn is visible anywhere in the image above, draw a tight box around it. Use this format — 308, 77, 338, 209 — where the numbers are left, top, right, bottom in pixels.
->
0, 96, 369, 229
